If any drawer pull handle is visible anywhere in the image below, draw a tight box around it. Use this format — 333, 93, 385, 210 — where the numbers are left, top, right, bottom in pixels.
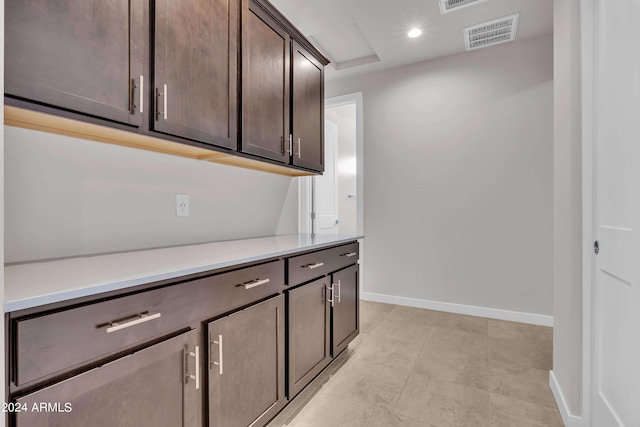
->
335, 280, 341, 303
105, 312, 161, 334
240, 278, 270, 290
305, 262, 324, 270
211, 334, 223, 375
341, 252, 357, 258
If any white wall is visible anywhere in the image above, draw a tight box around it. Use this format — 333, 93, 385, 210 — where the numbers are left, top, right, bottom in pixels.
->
1, 1, 6, 423
551, 0, 583, 421
4, 127, 299, 263
327, 34, 554, 322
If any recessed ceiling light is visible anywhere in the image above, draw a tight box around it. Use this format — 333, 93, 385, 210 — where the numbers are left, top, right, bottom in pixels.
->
407, 28, 423, 38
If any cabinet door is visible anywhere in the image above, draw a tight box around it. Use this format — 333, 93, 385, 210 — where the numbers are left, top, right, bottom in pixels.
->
292, 41, 324, 172
332, 264, 359, 356
240, 0, 290, 163
5, 0, 144, 127
154, 0, 238, 149
13, 329, 199, 427
208, 295, 285, 427
287, 277, 331, 398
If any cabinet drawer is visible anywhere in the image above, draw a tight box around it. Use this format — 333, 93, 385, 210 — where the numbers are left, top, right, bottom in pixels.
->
13, 260, 284, 387
287, 242, 358, 286
202, 260, 284, 316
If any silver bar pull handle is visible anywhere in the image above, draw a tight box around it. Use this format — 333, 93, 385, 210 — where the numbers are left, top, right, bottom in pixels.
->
195, 346, 200, 389
211, 334, 223, 375
306, 262, 324, 270
296, 137, 302, 158
105, 312, 161, 333
240, 278, 270, 290
341, 252, 357, 258
163, 84, 168, 120
139, 75, 144, 113
335, 280, 341, 303
326, 284, 335, 308
186, 346, 200, 390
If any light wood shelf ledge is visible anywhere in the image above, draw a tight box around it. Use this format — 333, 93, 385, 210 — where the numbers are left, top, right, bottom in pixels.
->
4, 105, 314, 177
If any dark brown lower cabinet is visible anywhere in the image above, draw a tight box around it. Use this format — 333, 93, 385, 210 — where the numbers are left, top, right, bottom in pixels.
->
287, 277, 332, 398
286, 261, 359, 400
331, 264, 359, 356
6, 242, 358, 427
207, 295, 286, 427
12, 329, 199, 427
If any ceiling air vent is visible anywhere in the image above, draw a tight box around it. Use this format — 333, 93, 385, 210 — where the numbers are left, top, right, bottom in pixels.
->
463, 13, 519, 51
438, 0, 488, 14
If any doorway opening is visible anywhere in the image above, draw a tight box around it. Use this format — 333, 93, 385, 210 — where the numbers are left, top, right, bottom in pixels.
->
299, 92, 363, 238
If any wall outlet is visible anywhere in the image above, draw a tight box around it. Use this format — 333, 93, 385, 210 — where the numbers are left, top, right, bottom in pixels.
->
176, 194, 189, 217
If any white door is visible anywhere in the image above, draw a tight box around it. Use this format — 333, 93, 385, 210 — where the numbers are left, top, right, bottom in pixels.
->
591, 1, 640, 426
314, 120, 339, 234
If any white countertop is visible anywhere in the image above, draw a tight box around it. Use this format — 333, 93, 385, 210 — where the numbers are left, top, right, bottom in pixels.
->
4, 234, 362, 313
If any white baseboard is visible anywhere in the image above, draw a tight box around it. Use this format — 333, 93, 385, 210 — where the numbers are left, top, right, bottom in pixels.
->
549, 370, 584, 427
360, 291, 554, 326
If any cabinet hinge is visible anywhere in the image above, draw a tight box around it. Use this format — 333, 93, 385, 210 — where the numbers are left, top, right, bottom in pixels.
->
129, 79, 138, 114
284, 134, 293, 157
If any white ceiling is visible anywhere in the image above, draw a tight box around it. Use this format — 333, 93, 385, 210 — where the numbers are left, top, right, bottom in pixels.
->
270, 0, 553, 82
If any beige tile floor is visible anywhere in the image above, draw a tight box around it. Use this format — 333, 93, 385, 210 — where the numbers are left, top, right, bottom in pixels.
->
267, 300, 564, 427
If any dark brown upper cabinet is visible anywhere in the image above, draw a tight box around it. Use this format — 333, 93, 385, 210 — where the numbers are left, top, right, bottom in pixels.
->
5, 0, 145, 128
153, 0, 238, 149
240, 0, 290, 163
5, 0, 327, 175
241, 0, 328, 173
291, 41, 325, 172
